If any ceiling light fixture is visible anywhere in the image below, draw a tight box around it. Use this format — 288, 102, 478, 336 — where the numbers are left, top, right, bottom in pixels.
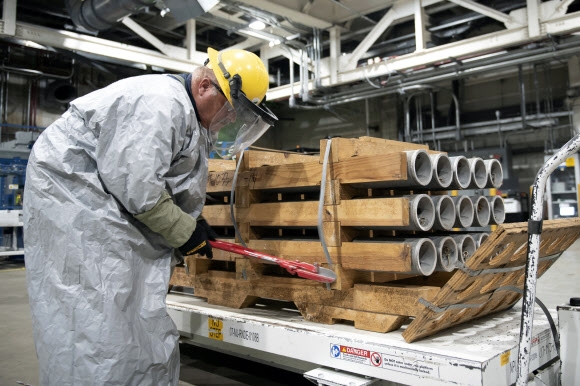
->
249, 20, 266, 30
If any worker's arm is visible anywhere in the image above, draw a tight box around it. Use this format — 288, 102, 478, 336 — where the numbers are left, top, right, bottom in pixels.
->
134, 191, 217, 258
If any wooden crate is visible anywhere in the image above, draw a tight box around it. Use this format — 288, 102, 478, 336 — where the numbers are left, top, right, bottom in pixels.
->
176, 137, 541, 341
170, 218, 580, 341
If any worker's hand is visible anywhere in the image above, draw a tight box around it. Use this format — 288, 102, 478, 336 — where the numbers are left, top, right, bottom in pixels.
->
178, 219, 218, 259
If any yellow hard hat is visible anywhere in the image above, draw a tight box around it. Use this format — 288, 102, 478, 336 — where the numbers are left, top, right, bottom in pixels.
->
206, 47, 269, 105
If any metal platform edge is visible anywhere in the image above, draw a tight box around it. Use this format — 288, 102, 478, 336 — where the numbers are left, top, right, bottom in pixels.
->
166, 293, 558, 386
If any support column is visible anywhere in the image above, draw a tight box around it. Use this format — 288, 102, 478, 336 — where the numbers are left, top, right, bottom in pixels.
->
414, 0, 428, 51
569, 56, 580, 134
329, 26, 341, 84
185, 19, 196, 61
2, 0, 17, 36
526, 0, 541, 38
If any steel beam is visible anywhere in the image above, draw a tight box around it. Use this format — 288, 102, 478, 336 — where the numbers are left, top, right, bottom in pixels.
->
447, 0, 514, 25
10, 22, 205, 72
231, 0, 333, 29
268, 11, 580, 101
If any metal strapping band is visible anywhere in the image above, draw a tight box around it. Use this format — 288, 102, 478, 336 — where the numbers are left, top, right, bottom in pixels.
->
418, 285, 523, 313
528, 219, 543, 235
457, 253, 561, 276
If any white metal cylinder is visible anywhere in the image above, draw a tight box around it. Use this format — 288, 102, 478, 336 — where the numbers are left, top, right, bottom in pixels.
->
452, 195, 474, 228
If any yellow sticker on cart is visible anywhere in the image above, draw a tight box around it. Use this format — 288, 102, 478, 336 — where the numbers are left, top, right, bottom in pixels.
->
500, 350, 510, 366
208, 318, 223, 330
208, 317, 224, 341
566, 157, 575, 167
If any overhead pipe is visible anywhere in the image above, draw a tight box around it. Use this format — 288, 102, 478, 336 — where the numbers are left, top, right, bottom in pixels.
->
488, 195, 506, 225
471, 195, 491, 227
483, 159, 503, 188
432, 236, 459, 272
65, 0, 157, 33
403, 87, 461, 144
467, 158, 487, 189
449, 156, 472, 190
452, 234, 477, 264
303, 38, 580, 108
432, 195, 456, 231
452, 195, 474, 229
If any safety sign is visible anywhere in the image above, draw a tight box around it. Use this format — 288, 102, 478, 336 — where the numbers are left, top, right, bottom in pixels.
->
330, 343, 441, 377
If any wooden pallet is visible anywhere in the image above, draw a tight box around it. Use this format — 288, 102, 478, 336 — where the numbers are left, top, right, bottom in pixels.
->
401, 217, 580, 342
178, 137, 544, 341
170, 256, 444, 332
169, 218, 580, 341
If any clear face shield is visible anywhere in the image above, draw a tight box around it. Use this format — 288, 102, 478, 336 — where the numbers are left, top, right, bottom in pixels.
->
206, 68, 278, 159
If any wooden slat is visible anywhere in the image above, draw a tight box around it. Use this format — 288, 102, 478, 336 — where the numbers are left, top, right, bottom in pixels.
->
201, 204, 233, 226
208, 159, 236, 172
242, 150, 318, 169
244, 198, 409, 227
243, 153, 408, 190
207, 170, 236, 193
246, 240, 413, 273
190, 272, 438, 316
320, 137, 429, 163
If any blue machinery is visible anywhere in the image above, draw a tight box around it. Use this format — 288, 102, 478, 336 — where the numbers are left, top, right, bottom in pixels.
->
0, 157, 26, 209
0, 157, 26, 254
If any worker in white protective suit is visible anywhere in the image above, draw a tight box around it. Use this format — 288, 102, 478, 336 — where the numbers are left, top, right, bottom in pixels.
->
23, 47, 277, 386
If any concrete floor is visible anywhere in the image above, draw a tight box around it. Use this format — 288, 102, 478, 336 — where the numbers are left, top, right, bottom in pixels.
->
1, 239, 579, 386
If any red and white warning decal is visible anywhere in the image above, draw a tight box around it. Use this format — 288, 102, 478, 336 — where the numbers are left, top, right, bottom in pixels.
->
330, 344, 440, 376
330, 344, 371, 365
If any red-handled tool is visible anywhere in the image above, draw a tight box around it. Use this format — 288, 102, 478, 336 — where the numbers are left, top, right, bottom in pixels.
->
209, 240, 336, 283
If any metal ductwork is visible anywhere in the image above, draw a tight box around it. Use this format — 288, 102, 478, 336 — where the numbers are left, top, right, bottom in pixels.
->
65, 0, 219, 32
65, 0, 158, 32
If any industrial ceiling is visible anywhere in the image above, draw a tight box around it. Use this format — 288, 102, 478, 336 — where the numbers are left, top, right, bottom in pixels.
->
3, 0, 580, 102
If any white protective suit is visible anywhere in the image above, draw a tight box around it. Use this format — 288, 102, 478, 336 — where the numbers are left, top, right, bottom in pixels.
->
23, 74, 210, 385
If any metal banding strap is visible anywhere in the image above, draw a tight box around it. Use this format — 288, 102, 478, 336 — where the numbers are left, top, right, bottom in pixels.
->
528, 219, 543, 235
418, 286, 560, 357
457, 253, 562, 276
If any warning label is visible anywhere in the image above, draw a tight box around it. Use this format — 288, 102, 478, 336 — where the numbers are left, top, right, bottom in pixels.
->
330, 343, 440, 377
382, 354, 439, 376
330, 344, 371, 365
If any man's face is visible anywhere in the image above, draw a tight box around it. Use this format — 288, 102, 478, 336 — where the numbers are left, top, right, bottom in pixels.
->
197, 78, 230, 129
